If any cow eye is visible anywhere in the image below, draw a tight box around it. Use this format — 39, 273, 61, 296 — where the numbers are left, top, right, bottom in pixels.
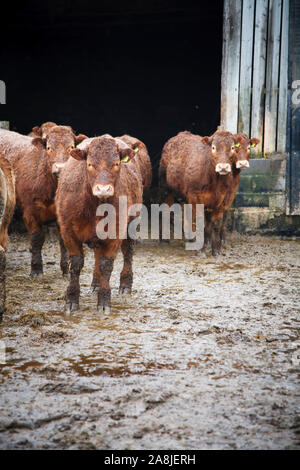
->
47, 146, 51, 151
231, 146, 235, 151
212, 145, 216, 152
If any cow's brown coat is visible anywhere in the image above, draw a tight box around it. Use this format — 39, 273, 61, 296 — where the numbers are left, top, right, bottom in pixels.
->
159, 130, 237, 254
0, 126, 86, 275
0, 153, 16, 314
28, 121, 57, 138
56, 135, 143, 314
220, 133, 259, 242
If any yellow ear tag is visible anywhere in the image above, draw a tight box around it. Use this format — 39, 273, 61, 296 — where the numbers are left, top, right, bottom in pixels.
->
251, 143, 256, 148
134, 147, 139, 153
235, 143, 241, 148
121, 155, 130, 163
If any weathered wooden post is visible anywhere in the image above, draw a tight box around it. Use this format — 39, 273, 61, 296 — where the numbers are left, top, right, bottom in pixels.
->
221, 0, 293, 232
238, 0, 255, 136
264, 0, 283, 154
251, 0, 268, 155
287, 0, 300, 215
221, 0, 241, 133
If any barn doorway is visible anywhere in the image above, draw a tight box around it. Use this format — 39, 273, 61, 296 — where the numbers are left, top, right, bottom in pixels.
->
1, 0, 223, 181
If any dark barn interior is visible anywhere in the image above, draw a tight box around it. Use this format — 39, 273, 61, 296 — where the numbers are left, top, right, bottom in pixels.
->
2, 0, 223, 178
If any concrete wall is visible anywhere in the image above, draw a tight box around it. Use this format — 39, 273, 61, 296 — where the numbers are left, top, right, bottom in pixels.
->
229, 154, 300, 235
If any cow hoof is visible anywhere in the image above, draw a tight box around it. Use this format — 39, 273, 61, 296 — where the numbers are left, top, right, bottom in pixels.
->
197, 250, 207, 258
97, 304, 111, 315
212, 251, 221, 257
65, 302, 79, 315
119, 286, 132, 295
30, 270, 43, 278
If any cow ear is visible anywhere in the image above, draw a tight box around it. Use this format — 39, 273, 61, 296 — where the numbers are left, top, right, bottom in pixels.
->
75, 134, 88, 145
234, 133, 242, 143
114, 138, 135, 162
250, 138, 260, 148
132, 139, 143, 154
70, 148, 87, 161
120, 148, 135, 163
31, 137, 47, 149
234, 134, 247, 148
201, 136, 212, 146
32, 126, 42, 136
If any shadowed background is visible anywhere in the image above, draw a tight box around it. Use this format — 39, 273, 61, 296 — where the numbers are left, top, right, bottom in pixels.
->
1, 0, 223, 179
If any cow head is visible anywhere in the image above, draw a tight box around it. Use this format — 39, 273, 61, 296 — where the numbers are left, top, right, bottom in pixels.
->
233, 133, 260, 170
31, 121, 57, 139
70, 136, 135, 200
31, 125, 87, 175
201, 131, 236, 175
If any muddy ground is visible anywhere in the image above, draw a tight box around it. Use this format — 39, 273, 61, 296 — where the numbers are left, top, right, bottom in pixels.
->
0, 231, 299, 450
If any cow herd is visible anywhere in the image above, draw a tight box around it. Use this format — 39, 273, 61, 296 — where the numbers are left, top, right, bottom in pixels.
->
0, 122, 259, 316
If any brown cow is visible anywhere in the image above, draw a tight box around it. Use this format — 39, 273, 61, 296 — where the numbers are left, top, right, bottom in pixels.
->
56, 135, 143, 314
220, 133, 259, 243
0, 126, 87, 276
28, 121, 57, 138
0, 153, 16, 315
159, 130, 237, 255
89, 134, 152, 292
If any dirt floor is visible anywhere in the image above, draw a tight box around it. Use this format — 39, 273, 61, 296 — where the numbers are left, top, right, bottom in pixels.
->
0, 231, 299, 450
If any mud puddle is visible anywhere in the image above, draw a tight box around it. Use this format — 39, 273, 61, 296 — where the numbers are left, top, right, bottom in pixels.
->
0, 232, 299, 449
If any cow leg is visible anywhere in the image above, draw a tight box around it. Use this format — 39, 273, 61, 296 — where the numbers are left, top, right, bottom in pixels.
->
0, 248, 6, 318
211, 213, 223, 256
119, 238, 134, 294
23, 211, 45, 276
202, 212, 212, 252
220, 210, 228, 245
30, 230, 46, 276
96, 242, 119, 314
66, 253, 84, 313
62, 234, 84, 313
159, 193, 174, 242
91, 249, 100, 293
57, 227, 69, 276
